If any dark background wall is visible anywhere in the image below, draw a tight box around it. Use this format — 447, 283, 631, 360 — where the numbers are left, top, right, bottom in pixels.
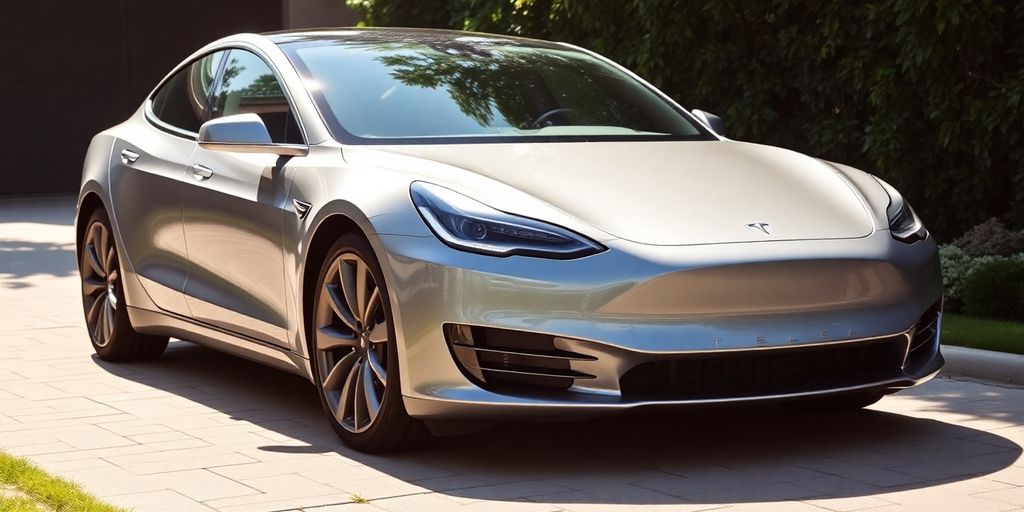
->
2, 0, 284, 197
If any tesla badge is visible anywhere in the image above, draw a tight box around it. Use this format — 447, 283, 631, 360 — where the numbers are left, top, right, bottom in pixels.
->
747, 222, 771, 235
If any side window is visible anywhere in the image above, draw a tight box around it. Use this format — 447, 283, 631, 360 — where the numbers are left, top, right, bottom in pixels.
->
150, 51, 227, 134
212, 50, 303, 144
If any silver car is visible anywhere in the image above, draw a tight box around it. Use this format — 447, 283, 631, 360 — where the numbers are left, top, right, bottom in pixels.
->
76, 28, 943, 452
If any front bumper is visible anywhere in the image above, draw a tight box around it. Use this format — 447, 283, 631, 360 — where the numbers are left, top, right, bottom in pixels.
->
373, 231, 944, 419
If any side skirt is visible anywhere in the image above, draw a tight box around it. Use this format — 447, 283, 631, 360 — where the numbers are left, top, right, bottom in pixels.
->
127, 306, 313, 381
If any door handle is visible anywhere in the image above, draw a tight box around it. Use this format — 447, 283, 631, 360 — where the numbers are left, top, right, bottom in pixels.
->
120, 149, 140, 165
190, 164, 214, 181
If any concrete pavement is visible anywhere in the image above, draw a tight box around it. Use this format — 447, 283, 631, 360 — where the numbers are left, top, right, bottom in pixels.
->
1, 196, 1022, 512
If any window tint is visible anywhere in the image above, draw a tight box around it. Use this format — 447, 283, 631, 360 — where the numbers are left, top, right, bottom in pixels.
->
211, 50, 303, 144
150, 51, 226, 134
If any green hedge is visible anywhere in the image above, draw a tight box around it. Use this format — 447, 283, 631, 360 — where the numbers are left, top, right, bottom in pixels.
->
346, 0, 1024, 240
961, 258, 1024, 320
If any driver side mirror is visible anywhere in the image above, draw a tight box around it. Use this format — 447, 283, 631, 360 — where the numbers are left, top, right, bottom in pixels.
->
691, 109, 727, 138
198, 113, 308, 156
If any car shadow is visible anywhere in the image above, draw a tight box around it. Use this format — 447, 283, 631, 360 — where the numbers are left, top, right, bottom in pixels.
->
94, 341, 1022, 505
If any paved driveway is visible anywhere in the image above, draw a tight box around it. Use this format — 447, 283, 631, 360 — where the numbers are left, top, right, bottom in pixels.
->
1, 197, 1022, 512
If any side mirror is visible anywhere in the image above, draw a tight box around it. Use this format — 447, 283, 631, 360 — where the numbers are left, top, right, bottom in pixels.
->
198, 113, 308, 156
691, 109, 727, 138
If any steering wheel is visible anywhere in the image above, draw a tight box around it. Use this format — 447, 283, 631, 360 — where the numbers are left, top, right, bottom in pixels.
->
532, 108, 577, 128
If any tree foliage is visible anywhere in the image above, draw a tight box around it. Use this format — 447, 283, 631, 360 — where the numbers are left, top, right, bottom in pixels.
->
347, 0, 1024, 239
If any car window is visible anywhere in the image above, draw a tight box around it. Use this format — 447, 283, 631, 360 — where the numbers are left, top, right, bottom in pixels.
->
211, 49, 303, 144
150, 51, 227, 134
280, 37, 712, 144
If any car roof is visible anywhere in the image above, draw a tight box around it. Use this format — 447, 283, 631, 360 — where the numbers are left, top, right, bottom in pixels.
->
262, 26, 565, 50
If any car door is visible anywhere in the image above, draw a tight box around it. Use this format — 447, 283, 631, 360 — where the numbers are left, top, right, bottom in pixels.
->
180, 48, 304, 347
110, 50, 227, 316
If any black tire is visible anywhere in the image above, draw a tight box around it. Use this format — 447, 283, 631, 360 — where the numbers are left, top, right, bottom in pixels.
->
781, 391, 884, 412
79, 208, 168, 361
310, 234, 430, 452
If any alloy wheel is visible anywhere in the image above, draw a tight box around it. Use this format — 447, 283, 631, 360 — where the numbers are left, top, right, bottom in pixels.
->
81, 220, 119, 348
315, 252, 390, 434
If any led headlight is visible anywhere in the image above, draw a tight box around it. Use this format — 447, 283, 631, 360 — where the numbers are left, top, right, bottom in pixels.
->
876, 177, 928, 242
410, 181, 604, 259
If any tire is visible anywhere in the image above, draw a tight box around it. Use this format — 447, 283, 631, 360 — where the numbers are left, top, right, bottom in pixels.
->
781, 391, 884, 412
79, 208, 168, 361
310, 234, 430, 452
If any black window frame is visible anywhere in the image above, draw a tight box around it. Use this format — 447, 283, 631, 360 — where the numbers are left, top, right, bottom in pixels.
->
145, 45, 308, 145
146, 50, 229, 139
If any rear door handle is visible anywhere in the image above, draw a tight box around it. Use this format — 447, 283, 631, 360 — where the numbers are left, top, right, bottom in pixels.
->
120, 149, 140, 165
190, 164, 214, 181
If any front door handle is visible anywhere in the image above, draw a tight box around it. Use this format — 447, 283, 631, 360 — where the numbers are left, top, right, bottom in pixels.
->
190, 164, 214, 181
120, 149, 140, 165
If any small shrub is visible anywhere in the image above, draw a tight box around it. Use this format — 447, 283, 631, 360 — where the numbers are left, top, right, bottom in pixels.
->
952, 218, 1024, 257
939, 244, 974, 312
960, 258, 1024, 321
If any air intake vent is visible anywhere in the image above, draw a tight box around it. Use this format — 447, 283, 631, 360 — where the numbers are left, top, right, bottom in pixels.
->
904, 301, 941, 372
445, 324, 596, 393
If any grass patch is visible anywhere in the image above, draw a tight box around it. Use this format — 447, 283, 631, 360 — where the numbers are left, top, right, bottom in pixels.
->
349, 495, 370, 504
942, 313, 1024, 355
0, 451, 123, 512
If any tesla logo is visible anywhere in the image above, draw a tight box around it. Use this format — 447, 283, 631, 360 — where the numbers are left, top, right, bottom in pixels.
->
747, 222, 771, 235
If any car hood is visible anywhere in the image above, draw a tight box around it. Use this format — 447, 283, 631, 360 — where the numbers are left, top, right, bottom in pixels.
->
359, 140, 876, 246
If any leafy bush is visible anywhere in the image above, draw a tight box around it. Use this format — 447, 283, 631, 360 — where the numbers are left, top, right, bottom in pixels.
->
347, 0, 1024, 240
940, 244, 1024, 314
939, 244, 974, 312
951, 218, 1024, 257
960, 258, 1024, 321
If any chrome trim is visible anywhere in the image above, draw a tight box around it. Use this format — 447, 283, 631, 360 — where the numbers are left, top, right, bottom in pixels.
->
461, 362, 596, 380
451, 342, 596, 362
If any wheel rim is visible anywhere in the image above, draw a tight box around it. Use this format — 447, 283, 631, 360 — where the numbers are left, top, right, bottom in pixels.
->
81, 220, 118, 348
315, 252, 389, 434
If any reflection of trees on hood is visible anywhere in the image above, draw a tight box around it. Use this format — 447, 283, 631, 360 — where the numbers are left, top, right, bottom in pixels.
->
376, 45, 595, 128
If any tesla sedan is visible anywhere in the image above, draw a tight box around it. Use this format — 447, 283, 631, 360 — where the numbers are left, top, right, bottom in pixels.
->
76, 28, 943, 452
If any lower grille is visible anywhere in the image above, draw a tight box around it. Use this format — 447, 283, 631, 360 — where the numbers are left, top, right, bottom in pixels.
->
619, 336, 907, 401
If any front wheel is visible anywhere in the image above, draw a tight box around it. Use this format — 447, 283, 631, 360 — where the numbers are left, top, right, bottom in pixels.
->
79, 208, 168, 361
310, 234, 429, 452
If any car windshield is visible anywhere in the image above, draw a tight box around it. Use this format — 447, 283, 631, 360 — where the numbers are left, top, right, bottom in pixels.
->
277, 31, 712, 144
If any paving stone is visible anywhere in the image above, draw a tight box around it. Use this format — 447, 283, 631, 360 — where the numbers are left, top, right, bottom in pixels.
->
106, 489, 216, 512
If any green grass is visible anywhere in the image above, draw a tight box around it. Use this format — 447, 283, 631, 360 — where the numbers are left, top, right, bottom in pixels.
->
0, 451, 123, 512
942, 313, 1024, 355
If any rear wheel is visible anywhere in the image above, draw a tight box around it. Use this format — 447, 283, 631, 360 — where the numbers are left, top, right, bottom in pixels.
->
310, 234, 429, 452
79, 209, 168, 361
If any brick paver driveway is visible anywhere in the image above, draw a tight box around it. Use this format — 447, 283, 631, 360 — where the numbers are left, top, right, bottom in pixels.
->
1, 197, 1023, 512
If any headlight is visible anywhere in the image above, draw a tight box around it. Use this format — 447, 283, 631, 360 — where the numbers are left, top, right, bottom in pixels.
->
875, 177, 928, 242
410, 182, 604, 259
